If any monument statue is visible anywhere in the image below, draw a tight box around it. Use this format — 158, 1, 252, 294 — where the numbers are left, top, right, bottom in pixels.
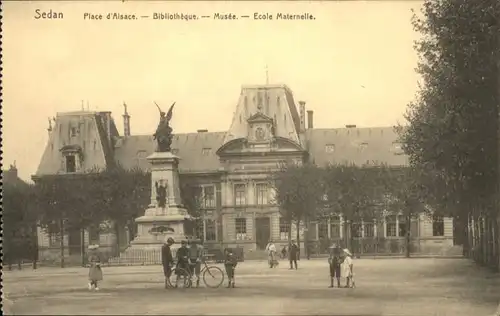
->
155, 180, 168, 208
153, 101, 176, 152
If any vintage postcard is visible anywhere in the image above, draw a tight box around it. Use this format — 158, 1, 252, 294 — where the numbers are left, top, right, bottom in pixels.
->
2, 0, 499, 315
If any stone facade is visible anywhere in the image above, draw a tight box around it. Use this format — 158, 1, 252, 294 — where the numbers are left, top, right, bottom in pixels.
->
33, 84, 456, 261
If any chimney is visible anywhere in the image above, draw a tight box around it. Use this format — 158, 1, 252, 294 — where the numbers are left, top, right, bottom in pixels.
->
307, 110, 314, 129
346, 124, 356, 128
122, 103, 131, 137
197, 129, 208, 133
5, 164, 18, 183
299, 101, 306, 132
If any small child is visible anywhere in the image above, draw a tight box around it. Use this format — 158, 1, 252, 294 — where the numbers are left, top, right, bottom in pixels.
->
224, 248, 238, 288
342, 248, 354, 288
87, 244, 103, 291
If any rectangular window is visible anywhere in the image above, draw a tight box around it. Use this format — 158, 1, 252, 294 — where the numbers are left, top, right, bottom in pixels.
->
202, 185, 216, 208
398, 215, 408, 237
88, 226, 100, 244
386, 215, 397, 237
358, 142, 369, 152
330, 216, 341, 238
279, 217, 290, 240
325, 144, 335, 153
234, 184, 247, 206
255, 183, 268, 205
205, 219, 216, 241
49, 233, 61, 247
195, 221, 204, 241
202, 148, 212, 156
235, 218, 247, 240
318, 221, 328, 239
70, 127, 77, 137
65, 155, 76, 173
364, 220, 375, 238
432, 215, 444, 236
352, 222, 362, 238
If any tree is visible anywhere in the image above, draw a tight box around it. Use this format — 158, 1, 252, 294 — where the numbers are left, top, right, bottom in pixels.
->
33, 175, 108, 267
179, 178, 204, 240
323, 163, 389, 252
384, 167, 429, 258
3, 182, 38, 269
33, 166, 151, 266
271, 161, 325, 258
399, 0, 500, 266
96, 166, 150, 248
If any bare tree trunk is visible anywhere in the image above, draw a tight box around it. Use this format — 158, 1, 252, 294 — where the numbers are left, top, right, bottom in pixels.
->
296, 219, 301, 259
405, 214, 411, 258
81, 228, 85, 266
60, 219, 65, 268
304, 217, 310, 260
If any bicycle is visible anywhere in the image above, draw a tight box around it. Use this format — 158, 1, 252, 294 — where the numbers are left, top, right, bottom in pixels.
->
165, 262, 192, 289
185, 258, 225, 288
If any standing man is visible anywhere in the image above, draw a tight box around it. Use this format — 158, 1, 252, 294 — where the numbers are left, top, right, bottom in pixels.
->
328, 244, 343, 288
174, 240, 190, 288
188, 239, 204, 287
289, 240, 299, 270
224, 248, 238, 288
162, 237, 174, 289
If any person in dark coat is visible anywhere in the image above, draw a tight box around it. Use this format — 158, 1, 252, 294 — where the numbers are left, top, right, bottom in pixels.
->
289, 240, 299, 270
328, 244, 343, 288
224, 248, 238, 288
174, 239, 190, 288
162, 237, 175, 288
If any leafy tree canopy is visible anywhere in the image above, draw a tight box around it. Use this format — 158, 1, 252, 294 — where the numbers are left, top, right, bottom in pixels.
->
271, 161, 325, 223
399, 0, 500, 217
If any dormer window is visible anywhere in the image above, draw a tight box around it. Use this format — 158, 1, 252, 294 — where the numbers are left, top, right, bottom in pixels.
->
325, 144, 335, 153
202, 148, 212, 156
391, 142, 404, 155
358, 142, 368, 151
60, 144, 83, 173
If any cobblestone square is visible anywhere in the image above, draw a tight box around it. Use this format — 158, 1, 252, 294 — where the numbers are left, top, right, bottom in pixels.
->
4, 258, 499, 315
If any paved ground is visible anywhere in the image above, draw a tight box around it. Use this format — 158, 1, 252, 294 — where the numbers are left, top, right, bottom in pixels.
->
3, 258, 499, 315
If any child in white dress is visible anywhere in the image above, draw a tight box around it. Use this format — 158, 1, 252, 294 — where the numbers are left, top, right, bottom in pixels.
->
341, 248, 354, 288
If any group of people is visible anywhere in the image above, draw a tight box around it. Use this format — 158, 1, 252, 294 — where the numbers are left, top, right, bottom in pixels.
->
264, 240, 354, 288
266, 240, 300, 269
161, 237, 238, 289
328, 244, 354, 288
85, 239, 354, 291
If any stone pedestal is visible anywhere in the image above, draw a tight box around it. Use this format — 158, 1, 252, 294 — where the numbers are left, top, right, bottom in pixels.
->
112, 152, 191, 262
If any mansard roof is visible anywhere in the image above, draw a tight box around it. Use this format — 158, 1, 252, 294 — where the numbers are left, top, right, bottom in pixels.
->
113, 132, 226, 173
222, 84, 302, 147
305, 127, 407, 167
35, 111, 117, 176
112, 126, 407, 173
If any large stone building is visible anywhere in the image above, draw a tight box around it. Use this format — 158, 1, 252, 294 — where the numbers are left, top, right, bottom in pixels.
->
34, 84, 456, 262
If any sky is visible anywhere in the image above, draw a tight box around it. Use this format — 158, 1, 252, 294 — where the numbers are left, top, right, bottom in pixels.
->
3, 0, 424, 181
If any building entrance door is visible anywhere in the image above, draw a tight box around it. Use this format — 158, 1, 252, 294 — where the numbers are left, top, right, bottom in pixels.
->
255, 217, 271, 250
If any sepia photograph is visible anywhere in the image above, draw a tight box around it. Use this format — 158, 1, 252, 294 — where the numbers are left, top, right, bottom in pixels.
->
2, 0, 500, 315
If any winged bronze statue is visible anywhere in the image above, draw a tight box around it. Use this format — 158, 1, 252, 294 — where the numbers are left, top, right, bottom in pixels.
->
153, 102, 176, 152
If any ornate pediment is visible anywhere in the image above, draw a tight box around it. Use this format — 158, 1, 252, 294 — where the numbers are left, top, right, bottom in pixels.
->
247, 112, 273, 124
59, 144, 82, 154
